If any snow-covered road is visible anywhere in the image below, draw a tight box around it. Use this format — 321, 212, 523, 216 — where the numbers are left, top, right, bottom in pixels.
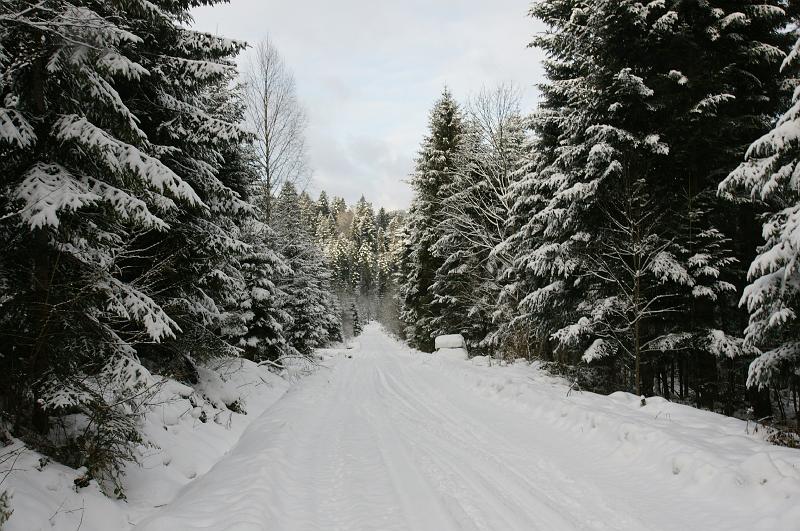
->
137, 323, 800, 531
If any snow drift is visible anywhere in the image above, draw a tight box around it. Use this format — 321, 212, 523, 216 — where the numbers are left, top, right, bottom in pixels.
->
0, 358, 290, 531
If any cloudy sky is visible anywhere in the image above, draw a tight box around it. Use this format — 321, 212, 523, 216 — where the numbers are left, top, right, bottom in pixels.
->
191, 1, 545, 210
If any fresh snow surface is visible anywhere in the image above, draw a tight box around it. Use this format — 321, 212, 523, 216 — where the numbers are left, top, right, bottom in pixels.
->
136, 323, 799, 531
435, 333, 465, 349
4, 323, 800, 530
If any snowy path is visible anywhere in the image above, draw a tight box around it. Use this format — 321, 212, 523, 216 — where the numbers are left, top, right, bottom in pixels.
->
137, 324, 800, 531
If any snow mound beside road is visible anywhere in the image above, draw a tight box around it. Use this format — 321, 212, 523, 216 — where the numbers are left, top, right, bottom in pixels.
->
423, 354, 800, 530
0, 357, 290, 531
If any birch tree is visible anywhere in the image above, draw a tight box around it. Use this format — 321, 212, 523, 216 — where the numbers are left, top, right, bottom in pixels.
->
243, 37, 310, 221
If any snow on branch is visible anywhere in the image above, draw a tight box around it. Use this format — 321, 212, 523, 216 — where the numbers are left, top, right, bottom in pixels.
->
53, 114, 204, 207
14, 163, 100, 229
747, 342, 800, 389
0, 107, 36, 148
99, 277, 181, 343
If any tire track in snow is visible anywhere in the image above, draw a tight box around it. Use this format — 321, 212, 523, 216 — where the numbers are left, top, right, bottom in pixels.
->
369, 356, 638, 530
137, 324, 790, 530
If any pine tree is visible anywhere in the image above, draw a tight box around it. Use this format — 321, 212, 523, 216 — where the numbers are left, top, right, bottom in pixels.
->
432, 86, 527, 356
719, 34, 800, 403
272, 183, 341, 355
0, 0, 252, 486
351, 302, 363, 337
317, 190, 331, 218
399, 89, 465, 351
505, 0, 791, 398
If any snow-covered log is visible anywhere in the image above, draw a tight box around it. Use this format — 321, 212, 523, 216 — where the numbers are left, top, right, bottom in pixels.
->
437, 347, 468, 361
435, 334, 465, 349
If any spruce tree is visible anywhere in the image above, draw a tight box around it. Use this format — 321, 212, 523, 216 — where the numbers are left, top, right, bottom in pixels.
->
351, 302, 363, 337
272, 183, 341, 355
376, 207, 389, 231
720, 34, 800, 399
506, 0, 791, 396
0, 0, 251, 484
399, 89, 464, 351
317, 190, 331, 218
224, 218, 294, 363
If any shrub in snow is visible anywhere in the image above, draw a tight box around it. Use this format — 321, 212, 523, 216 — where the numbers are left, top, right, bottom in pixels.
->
39, 356, 157, 498
0, 489, 10, 528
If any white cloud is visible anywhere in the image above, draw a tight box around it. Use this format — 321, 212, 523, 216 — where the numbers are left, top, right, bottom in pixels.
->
191, 0, 545, 210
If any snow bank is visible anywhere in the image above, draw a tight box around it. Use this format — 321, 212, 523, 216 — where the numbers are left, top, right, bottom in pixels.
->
435, 334, 465, 349
0, 357, 290, 531
470, 355, 492, 367
416, 355, 800, 530
437, 347, 468, 361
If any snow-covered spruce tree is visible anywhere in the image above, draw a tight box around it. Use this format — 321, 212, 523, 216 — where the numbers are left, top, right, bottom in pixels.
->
331, 196, 347, 224
629, 0, 788, 405
350, 196, 378, 309
298, 191, 319, 234
224, 213, 294, 363
432, 85, 527, 357
351, 196, 377, 250
374, 223, 398, 328
510, 1, 680, 391
0, 0, 250, 489
503, 0, 594, 369
494, 119, 550, 362
158, 74, 259, 371
376, 207, 389, 231
317, 191, 331, 219
399, 89, 465, 351
719, 34, 800, 414
508, 0, 790, 397
648, 0, 791, 407
351, 302, 363, 337
273, 183, 342, 356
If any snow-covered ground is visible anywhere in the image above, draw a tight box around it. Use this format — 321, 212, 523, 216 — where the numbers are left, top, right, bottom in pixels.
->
0, 358, 290, 530
4, 323, 800, 530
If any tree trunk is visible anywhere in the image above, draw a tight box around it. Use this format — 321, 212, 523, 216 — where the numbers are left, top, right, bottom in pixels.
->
28, 55, 52, 435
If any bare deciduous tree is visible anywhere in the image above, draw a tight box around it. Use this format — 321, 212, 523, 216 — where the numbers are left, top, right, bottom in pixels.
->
243, 37, 310, 221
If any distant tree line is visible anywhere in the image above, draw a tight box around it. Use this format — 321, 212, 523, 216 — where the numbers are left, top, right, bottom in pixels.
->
297, 190, 405, 337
